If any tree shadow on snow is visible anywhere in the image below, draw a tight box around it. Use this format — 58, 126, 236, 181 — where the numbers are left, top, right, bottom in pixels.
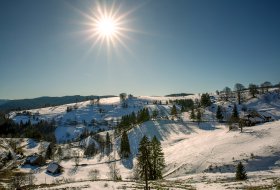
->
121, 156, 134, 169
68, 166, 78, 176
45, 171, 63, 177
198, 122, 216, 131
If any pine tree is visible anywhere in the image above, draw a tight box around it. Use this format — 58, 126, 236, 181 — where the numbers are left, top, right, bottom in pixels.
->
7, 151, 13, 160
84, 143, 96, 157
105, 132, 111, 155
131, 112, 136, 124
235, 162, 247, 180
152, 109, 159, 119
45, 144, 52, 159
150, 136, 165, 180
190, 108, 196, 121
137, 135, 151, 189
200, 93, 212, 107
171, 105, 177, 116
216, 106, 223, 122
196, 109, 202, 124
231, 104, 239, 123
120, 131, 131, 158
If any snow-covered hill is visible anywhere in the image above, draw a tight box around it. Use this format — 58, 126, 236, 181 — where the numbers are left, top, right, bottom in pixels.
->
3, 92, 280, 189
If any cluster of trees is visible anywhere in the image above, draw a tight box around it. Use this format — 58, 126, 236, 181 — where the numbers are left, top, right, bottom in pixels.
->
89, 132, 112, 157
0, 114, 56, 142
84, 142, 98, 157
117, 108, 150, 132
190, 108, 202, 123
152, 100, 163, 105
220, 81, 278, 104
215, 103, 245, 132
170, 105, 178, 116
173, 99, 194, 112
136, 136, 165, 189
200, 93, 212, 107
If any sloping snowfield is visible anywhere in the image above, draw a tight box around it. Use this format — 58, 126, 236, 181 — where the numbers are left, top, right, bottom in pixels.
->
6, 92, 280, 189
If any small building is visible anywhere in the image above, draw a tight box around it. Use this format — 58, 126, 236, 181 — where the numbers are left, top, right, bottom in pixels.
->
240, 110, 274, 126
259, 111, 274, 122
46, 162, 62, 175
24, 154, 45, 166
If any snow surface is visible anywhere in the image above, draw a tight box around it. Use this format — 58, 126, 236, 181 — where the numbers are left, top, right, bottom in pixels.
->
5, 92, 280, 189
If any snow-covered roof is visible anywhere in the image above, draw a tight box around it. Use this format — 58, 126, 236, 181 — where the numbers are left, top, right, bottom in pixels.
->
26, 154, 43, 164
259, 112, 272, 118
47, 162, 60, 173
249, 117, 264, 123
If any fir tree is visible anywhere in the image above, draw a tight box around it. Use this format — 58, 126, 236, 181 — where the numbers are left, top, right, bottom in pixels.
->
152, 109, 159, 119
120, 131, 131, 158
105, 132, 111, 155
200, 93, 212, 107
84, 143, 96, 157
150, 136, 165, 180
231, 104, 239, 123
196, 109, 202, 124
137, 135, 151, 189
216, 106, 223, 122
171, 105, 177, 116
45, 144, 52, 159
235, 162, 247, 180
131, 112, 137, 124
7, 151, 13, 160
190, 108, 196, 121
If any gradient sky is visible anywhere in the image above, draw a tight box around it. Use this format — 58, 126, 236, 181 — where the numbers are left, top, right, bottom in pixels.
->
0, 0, 280, 99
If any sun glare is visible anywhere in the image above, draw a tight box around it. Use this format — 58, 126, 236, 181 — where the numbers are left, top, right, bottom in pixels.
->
80, 3, 134, 49
76, 2, 140, 56
96, 17, 117, 37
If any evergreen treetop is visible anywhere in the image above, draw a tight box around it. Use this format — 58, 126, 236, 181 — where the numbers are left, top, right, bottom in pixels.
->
236, 162, 247, 180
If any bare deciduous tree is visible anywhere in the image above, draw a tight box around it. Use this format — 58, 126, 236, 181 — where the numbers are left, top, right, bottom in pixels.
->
234, 83, 245, 104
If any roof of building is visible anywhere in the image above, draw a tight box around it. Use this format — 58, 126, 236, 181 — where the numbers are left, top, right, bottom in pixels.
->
47, 162, 61, 173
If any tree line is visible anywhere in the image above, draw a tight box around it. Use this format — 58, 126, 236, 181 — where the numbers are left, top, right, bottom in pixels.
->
116, 108, 150, 133
0, 113, 56, 142
219, 81, 280, 104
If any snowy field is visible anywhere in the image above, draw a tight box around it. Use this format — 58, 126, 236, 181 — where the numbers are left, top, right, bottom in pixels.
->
2, 92, 280, 189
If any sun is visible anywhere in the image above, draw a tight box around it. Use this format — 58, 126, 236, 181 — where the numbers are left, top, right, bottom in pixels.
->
96, 17, 117, 38
76, 2, 139, 55
82, 3, 132, 48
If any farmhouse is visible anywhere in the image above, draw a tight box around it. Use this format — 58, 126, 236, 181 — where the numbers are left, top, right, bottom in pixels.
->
24, 154, 45, 166
46, 162, 62, 175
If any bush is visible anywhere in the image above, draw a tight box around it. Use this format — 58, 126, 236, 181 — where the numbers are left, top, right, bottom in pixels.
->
236, 162, 247, 180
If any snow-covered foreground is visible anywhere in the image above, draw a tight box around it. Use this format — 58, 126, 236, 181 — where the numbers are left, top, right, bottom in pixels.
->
18, 120, 280, 189
6, 93, 280, 189
34, 169, 280, 190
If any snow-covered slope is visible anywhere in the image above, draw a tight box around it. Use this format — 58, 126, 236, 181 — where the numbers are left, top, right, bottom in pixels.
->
5, 92, 280, 189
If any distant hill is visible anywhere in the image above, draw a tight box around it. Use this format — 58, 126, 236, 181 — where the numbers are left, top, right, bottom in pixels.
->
0, 95, 116, 112
0, 100, 9, 106
165, 93, 194, 97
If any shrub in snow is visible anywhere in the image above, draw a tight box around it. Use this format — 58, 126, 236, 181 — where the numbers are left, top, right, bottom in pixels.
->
235, 162, 247, 180
88, 169, 100, 181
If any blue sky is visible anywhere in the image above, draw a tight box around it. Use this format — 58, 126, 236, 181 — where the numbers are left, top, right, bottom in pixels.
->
0, 0, 279, 99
